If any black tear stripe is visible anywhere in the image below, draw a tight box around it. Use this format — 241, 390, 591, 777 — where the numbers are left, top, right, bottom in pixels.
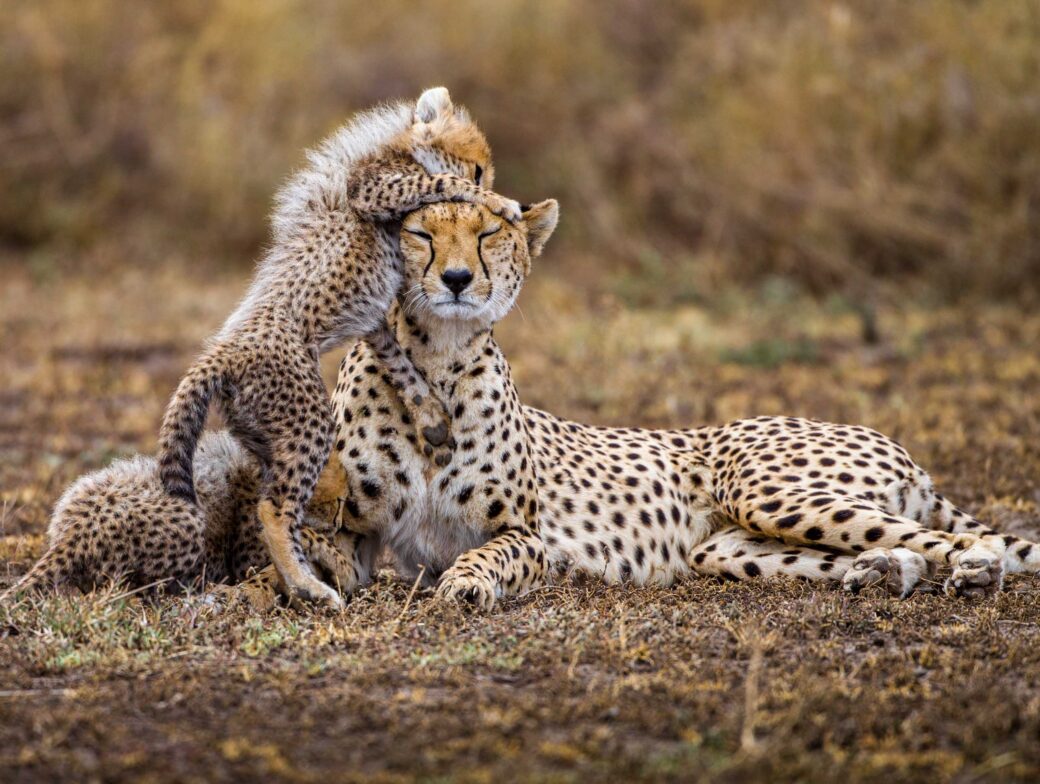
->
476, 234, 491, 280
422, 243, 437, 278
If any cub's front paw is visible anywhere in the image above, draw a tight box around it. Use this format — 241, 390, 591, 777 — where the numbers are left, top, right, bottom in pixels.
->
408, 393, 454, 468
485, 195, 522, 225
436, 568, 497, 611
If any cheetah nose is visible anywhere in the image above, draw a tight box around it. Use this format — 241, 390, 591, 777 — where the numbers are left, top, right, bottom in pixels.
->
441, 268, 473, 296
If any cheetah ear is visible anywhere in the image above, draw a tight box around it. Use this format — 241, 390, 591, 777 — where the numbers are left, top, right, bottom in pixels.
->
415, 87, 453, 124
521, 199, 559, 259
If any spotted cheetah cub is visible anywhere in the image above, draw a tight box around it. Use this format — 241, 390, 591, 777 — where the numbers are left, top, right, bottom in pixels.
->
0, 432, 357, 601
159, 88, 519, 607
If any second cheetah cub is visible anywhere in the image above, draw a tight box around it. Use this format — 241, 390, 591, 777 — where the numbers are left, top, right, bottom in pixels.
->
158, 87, 519, 606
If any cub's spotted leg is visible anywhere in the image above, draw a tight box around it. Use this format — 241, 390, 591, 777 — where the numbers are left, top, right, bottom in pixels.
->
437, 526, 547, 611
689, 525, 855, 583
734, 490, 1000, 597
365, 323, 454, 467
347, 160, 521, 224
297, 528, 362, 597
207, 529, 355, 611
254, 372, 343, 608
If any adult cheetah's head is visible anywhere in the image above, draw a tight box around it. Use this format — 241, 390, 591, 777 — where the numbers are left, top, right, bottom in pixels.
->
400, 199, 559, 326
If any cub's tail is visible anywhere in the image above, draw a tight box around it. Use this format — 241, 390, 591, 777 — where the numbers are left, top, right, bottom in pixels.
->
0, 544, 70, 602
159, 360, 224, 504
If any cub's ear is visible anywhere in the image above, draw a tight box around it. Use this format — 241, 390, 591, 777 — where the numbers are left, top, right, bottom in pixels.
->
415, 87, 453, 124
522, 199, 559, 258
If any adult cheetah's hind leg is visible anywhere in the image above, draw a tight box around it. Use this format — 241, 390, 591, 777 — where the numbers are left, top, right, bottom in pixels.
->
929, 492, 1040, 584
735, 489, 1003, 598
689, 526, 853, 583
689, 527, 931, 598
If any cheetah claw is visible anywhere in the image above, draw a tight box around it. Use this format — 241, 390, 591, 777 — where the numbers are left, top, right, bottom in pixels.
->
946, 554, 1004, 599
842, 548, 926, 599
436, 570, 497, 611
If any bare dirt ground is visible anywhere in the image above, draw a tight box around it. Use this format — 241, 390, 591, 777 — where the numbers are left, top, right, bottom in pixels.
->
1, 265, 1039, 783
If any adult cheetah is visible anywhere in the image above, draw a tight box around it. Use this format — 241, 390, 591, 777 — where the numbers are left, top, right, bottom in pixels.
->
319, 201, 1039, 607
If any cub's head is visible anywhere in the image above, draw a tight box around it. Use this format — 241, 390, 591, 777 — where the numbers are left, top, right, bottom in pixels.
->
407, 86, 495, 188
400, 199, 559, 327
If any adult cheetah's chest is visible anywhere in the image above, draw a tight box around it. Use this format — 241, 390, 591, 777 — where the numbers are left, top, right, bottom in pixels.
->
340, 372, 532, 585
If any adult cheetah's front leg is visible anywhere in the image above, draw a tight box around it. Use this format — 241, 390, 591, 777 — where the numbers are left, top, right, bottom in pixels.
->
437, 526, 547, 611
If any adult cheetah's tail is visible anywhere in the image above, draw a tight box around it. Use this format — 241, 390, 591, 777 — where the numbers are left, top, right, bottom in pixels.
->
158, 362, 224, 504
0, 545, 70, 603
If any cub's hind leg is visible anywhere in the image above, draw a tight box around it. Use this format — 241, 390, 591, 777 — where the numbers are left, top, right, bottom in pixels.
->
251, 361, 342, 608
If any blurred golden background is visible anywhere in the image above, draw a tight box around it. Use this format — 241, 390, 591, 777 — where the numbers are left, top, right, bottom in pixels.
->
4, 4, 1040, 779
4, 0, 1039, 301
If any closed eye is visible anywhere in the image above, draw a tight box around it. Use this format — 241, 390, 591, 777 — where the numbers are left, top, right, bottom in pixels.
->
476, 226, 501, 279
404, 229, 433, 241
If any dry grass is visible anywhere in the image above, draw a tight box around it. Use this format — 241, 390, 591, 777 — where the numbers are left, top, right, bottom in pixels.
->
4, 0, 1040, 298
1, 264, 1039, 782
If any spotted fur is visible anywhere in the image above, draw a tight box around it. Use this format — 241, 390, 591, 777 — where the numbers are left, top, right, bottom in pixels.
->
322, 202, 1040, 606
0, 432, 358, 602
157, 87, 520, 607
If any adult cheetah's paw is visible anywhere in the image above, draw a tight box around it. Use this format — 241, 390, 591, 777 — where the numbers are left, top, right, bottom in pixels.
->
843, 548, 927, 599
436, 568, 497, 611
946, 549, 1004, 599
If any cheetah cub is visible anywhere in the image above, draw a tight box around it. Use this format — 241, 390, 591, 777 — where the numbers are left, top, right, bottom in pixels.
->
158, 88, 519, 607
0, 432, 357, 601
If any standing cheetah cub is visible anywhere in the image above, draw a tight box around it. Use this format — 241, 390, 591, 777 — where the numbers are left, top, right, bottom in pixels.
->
159, 87, 519, 607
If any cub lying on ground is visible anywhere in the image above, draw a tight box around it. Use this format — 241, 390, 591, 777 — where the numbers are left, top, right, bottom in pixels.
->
0, 432, 356, 601
158, 87, 520, 607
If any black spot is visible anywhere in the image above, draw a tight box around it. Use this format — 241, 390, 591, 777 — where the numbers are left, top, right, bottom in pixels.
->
488, 500, 505, 519
743, 561, 761, 577
865, 527, 884, 542
760, 500, 782, 513
804, 526, 824, 541
832, 509, 855, 523
777, 513, 802, 529
360, 480, 381, 499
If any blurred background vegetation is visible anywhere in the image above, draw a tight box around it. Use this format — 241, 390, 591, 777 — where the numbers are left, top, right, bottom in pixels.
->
3, 0, 1039, 303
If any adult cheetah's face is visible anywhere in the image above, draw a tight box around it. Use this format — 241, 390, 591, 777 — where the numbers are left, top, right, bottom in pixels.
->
400, 199, 559, 327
